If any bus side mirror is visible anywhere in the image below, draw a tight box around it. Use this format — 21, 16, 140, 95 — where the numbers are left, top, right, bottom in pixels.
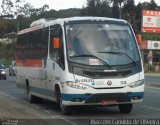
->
53, 38, 60, 49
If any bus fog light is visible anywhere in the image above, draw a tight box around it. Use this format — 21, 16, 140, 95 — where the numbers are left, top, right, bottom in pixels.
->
128, 79, 144, 88
66, 81, 89, 90
133, 96, 140, 100
74, 98, 83, 102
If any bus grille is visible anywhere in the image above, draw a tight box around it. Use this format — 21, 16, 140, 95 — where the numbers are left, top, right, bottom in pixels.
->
83, 70, 132, 78
85, 93, 131, 103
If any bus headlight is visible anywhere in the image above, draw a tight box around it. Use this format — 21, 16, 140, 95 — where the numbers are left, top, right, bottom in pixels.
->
66, 81, 90, 90
1, 71, 6, 75
128, 79, 145, 88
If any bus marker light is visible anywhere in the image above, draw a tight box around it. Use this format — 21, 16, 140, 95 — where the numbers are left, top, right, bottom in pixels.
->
53, 38, 60, 49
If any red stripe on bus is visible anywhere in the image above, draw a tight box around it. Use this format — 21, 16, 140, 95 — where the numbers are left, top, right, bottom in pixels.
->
16, 59, 43, 67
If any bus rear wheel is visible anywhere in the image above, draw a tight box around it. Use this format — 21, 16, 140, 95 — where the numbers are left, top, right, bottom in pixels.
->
118, 104, 133, 113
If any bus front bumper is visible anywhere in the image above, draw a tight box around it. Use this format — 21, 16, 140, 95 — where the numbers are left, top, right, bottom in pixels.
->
62, 92, 144, 106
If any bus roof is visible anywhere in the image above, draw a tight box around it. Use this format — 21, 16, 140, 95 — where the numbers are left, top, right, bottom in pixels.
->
18, 17, 128, 35
46, 16, 128, 25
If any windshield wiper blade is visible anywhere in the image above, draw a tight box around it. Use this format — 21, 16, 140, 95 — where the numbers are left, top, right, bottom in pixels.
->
70, 54, 111, 68
98, 51, 136, 65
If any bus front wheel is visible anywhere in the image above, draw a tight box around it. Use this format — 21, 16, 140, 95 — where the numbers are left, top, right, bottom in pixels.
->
26, 83, 36, 103
57, 87, 71, 115
60, 96, 71, 115
118, 104, 133, 113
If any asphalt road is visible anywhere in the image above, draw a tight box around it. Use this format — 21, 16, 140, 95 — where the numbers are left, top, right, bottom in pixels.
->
145, 74, 160, 86
0, 75, 160, 125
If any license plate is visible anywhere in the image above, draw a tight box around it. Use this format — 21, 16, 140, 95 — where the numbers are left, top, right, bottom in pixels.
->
101, 100, 117, 106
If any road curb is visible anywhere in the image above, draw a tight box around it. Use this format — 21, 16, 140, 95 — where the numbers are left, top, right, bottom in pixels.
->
145, 73, 160, 76
145, 84, 160, 89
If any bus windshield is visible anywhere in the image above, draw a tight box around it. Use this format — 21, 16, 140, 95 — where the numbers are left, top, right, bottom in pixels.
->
65, 22, 140, 66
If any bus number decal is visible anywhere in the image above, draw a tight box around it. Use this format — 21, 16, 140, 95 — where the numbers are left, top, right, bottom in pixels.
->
76, 79, 94, 83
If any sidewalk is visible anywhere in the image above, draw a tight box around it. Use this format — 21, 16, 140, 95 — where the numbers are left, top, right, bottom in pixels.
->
145, 72, 160, 76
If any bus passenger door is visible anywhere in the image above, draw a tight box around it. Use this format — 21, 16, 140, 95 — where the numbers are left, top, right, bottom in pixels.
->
46, 25, 65, 99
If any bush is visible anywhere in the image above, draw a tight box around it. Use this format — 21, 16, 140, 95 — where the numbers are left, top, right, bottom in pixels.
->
0, 42, 16, 67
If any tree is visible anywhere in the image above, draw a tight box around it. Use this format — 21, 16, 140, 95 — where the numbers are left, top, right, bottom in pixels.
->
96, 0, 111, 17
84, 0, 111, 17
109, 0, 127, 19
42, 4, 49, 13
1, 0, 51, 31
133, 2, 142, 33
86, 0, 96, 16
1, 0, 14, 18
0, 19, 16, 37
122, 0, 136, 24
135, 2, 142, 20
112, 5, 119, 18
141, 0, 158, 10
148, 0, 158, 10
123, 0, 135, 13
18, 3, 31, 17
81, 5, 87, 16
15, 0, 25, 16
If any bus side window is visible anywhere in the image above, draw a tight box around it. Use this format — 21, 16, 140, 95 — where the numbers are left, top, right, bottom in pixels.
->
50, 25, 65, 70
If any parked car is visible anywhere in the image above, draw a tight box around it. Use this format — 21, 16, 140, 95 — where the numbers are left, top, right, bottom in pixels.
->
9, 61, 16, 76
0, 63, 6, 79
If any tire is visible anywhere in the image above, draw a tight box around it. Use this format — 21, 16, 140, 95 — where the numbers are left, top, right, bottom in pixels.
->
57, 87, 71, 115
26, 83, 36, 103
60, 96, 71, 115
118, 104, 133, 113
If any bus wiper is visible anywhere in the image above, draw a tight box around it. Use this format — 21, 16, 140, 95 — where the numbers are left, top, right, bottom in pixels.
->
98, 51, 136, 65
70, 54, 111, 68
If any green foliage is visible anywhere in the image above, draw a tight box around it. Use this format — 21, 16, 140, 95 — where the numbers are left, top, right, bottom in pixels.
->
135, 2, 142, 20
123, 0, 135, 13
112, 5, 119, 18
147, 0, 158, 10
1, 0, 160, 69
17, 8, 81, 30
1, 0, 160, 35
86, 0, 96, 16
110, 0, 127, 18
0, 19, 17, 37
0, 0, 160, 63
122, 0, 136, 25
110, 0, 127, 7
0, 42, 16, 60
141, 0, 158, 10
82, 0, 111, 17
2, 59, 12, 68
1, 0, 14, 16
